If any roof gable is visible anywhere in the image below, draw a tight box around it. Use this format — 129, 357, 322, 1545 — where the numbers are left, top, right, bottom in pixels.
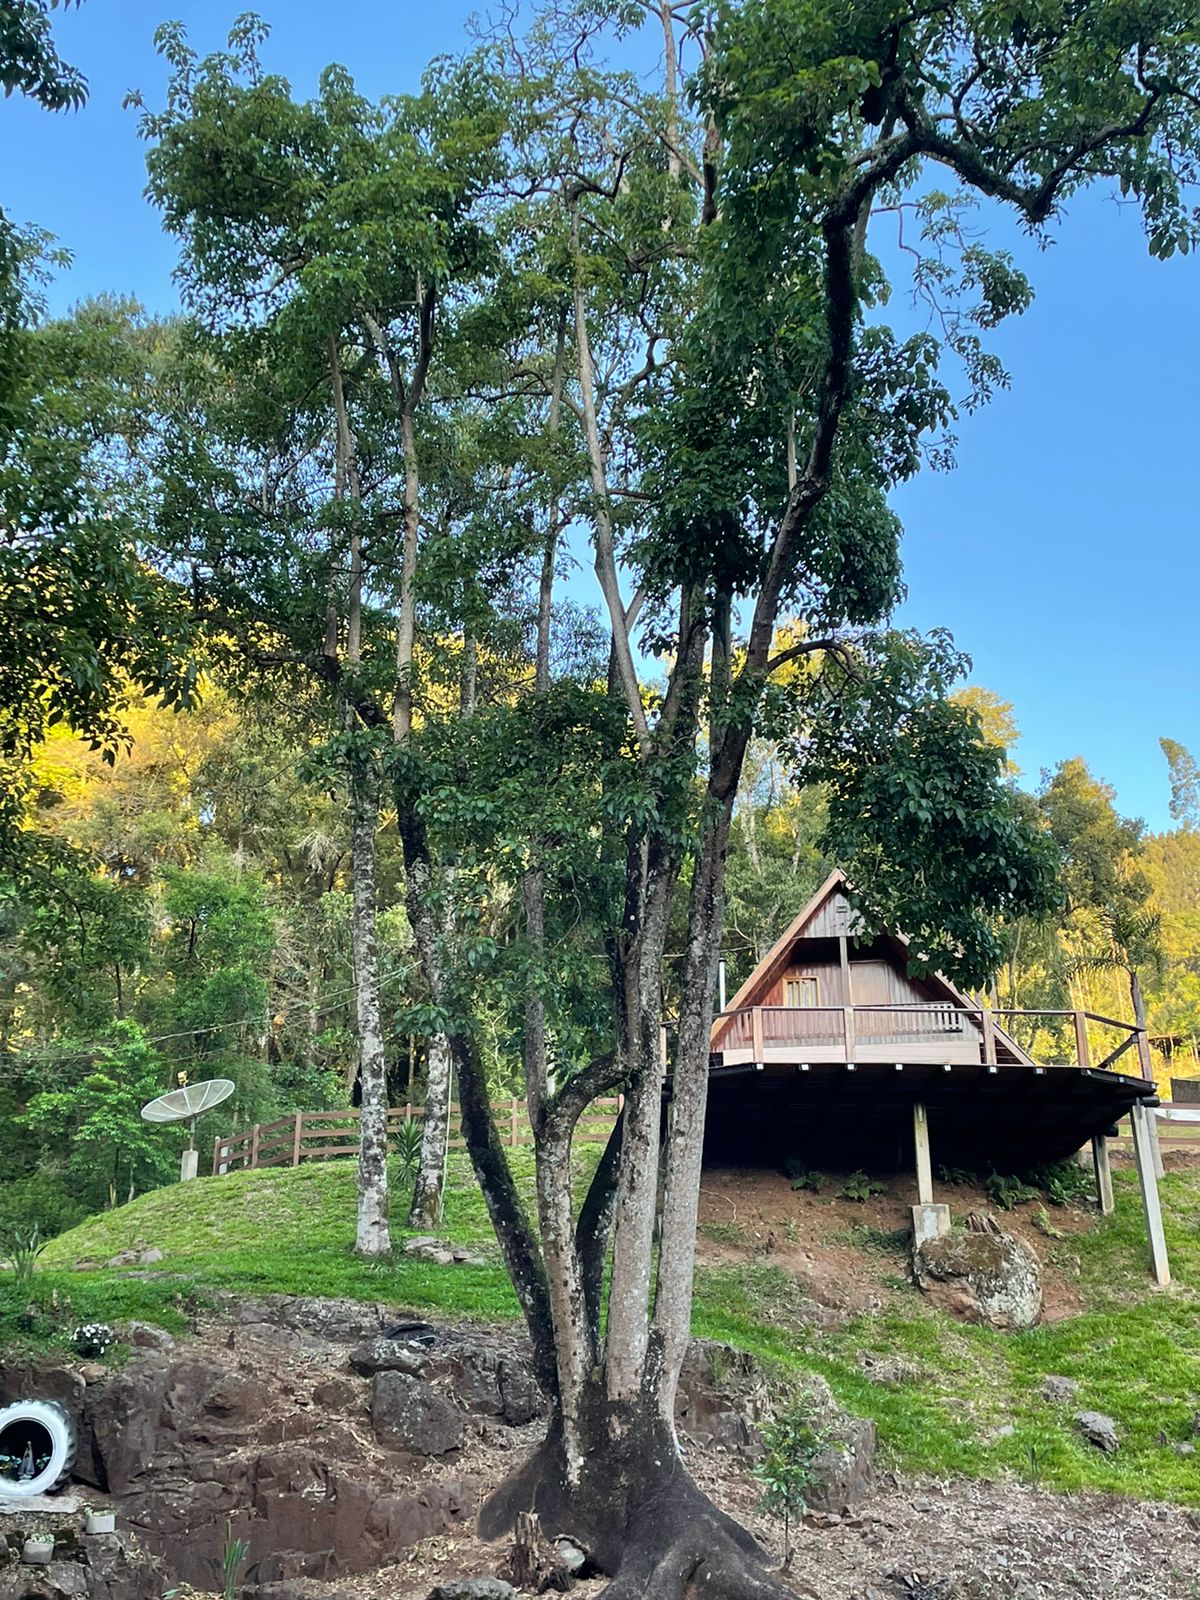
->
715, 869, 1032, 1064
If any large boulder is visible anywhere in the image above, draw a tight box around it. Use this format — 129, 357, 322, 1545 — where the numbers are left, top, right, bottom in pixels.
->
914, 1226, 1042, 1330
371, 1371, 465, 1456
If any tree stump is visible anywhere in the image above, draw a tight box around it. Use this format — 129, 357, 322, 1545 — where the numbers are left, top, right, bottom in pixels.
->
502, 1510, 574, 1593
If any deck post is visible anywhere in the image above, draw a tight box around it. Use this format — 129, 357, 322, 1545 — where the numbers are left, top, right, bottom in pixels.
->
751, 1006, 764, 1065
1073, 1010, 1091, 1068
913, 1101, 934, 1206
843, 1005, 856, 1064
981, 1005, 997, 1066
1091, 1133, 1114, 1215
1149, 1109, 1165, 1178
1130, 1100, 1170, 1286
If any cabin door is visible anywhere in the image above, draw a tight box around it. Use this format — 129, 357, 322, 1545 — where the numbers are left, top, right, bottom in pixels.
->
849, 961, 893, 1006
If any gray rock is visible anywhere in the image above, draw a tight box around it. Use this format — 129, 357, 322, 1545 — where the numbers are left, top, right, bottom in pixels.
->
1174, 1441, 1196, 1456
1075, 1410, 1120, 1452
555, 1538, 587, 1573
371, 1371, 464, 1455
348, 1336, 428, 1378
1042, 1375, 1079, 1404
217, 1293, 391, 1343
792, 1372, 876, 1513
427, 1582, 517, 1600
675, 1341, 770, 1456
120, 1321, 175, 1352
915, 1228, 1042, 1330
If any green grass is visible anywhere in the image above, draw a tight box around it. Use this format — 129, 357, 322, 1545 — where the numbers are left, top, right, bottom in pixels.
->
694, 1166, 1200, 1504
17, 1154, 1200, 1505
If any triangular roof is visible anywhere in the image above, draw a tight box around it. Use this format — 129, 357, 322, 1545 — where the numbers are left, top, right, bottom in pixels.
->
715, 868, 1033, 1064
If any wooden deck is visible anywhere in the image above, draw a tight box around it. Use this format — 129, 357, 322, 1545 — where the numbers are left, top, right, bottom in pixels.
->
710, 1003, 1146, 1073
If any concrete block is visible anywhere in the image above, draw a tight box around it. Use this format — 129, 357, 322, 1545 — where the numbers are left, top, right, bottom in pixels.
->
911, 1203, 951, 1249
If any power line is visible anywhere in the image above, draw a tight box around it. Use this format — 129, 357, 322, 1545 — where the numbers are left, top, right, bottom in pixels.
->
0, 960, 419, 1077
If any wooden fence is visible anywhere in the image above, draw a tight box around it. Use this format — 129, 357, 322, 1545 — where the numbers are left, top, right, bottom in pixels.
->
212, 1097, 622, 1176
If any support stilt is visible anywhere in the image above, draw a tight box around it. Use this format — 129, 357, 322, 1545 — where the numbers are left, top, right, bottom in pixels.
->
1130, 1101, 1170, 1286
1091, 1133, 1114, 1216
1148, 1110, 1165, 1179
913, 1101, 934, 1206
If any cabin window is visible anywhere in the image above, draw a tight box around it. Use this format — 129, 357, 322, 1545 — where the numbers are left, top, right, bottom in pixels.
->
784, 977, 819, 1007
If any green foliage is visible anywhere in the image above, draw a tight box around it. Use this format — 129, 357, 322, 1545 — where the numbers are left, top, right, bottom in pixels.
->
219, 1521, 250, 1600
20, 1021, 181, 1212
985, 1171, 1039, 1211
839, 1170, 885, 1204
785, 1158, 823, 1195
1, 1222, 45, 1292
394, 1118, 423, 1186
752, 1400, 827, 1565
1161, 738, 1200, 831
0, 1, 87, 111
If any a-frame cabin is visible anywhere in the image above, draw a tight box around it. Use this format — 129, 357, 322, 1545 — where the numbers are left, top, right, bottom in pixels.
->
704, 871, 1160, 1186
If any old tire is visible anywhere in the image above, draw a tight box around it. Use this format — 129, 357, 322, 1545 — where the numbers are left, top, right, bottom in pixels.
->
0, 1399, 76, 1496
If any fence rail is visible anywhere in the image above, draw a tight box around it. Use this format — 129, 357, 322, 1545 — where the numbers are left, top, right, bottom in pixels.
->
212, 1097, 622, 1176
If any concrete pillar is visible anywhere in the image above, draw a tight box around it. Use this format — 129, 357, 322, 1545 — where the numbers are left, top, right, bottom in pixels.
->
180, 1149, 199, 1183
1091, 1133, 1114, 1216
913, 1101, 934, 1206
1130, 1101, 1170, 1286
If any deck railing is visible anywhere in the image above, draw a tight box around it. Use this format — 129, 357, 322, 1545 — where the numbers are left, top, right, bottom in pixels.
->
212, 1096, 622, 1177
711, 1003, 1146, 1072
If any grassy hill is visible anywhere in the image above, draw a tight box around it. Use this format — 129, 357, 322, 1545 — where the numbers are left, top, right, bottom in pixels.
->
10, 1153, 1200, 1506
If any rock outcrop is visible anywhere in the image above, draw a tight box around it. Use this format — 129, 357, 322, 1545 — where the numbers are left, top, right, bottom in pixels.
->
0, 1299, 877, 1594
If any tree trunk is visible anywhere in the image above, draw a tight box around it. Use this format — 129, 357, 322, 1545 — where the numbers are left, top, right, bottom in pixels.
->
480, 1387, 790, 1600
408, 1032, 451, 1228
349, 749, 390, 1256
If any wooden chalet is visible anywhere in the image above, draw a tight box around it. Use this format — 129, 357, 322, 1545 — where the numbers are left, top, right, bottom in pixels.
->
703, 872, 1169, 1278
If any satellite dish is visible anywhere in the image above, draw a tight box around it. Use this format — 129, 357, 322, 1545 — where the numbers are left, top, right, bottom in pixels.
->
141, 1079, 235, 1181
141, 1078, 235, 1124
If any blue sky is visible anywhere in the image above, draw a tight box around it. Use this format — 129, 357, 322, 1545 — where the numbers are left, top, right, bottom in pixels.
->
3, 2, 1197, 831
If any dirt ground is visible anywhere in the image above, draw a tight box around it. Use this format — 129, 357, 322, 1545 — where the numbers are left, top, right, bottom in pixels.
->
175, 1455, 1200, 1600
695, 1165, 1098, 1321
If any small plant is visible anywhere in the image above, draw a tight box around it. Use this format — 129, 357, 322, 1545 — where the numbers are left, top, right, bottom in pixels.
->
70, 1322, 115, 1359
219, 1520, 250, 1600
784, 1157, 823, 1194
937, 1164, 978, 1188
1030, 1159, 1093, 1208
753, 1402, 826, 1568
2, 1225, 46, 1292
1033, 1207, 1064, 1239
395, 1118, 424, 1186
839, 1170, 885, 1204
985, 1170, 1038, 1210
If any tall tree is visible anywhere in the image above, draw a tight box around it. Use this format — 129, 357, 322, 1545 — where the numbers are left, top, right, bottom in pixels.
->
1161, 736, 1200, 829
380, 5, 1200, 1594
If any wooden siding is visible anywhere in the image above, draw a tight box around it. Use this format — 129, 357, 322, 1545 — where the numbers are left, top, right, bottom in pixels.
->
798, 888, 857, 939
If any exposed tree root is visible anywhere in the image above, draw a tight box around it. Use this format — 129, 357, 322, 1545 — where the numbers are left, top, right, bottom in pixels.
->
481, 1410, 799, 1600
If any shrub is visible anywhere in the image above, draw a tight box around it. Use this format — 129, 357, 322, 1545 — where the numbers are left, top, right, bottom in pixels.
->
2, 1225, 46, 1293
839, 1170, 885, 1203
753, 1402, 826, 1568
